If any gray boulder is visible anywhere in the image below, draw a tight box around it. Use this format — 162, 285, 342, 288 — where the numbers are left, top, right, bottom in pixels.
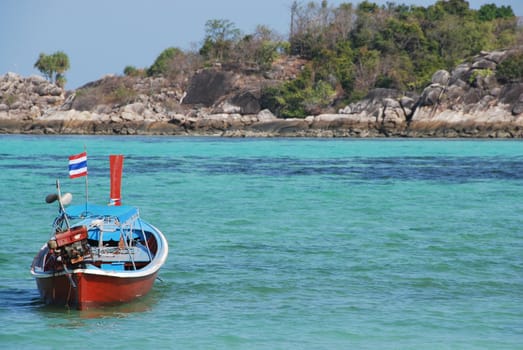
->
182, 70, 233, 106
432, 70, 450, 85
230, 91, 261, 114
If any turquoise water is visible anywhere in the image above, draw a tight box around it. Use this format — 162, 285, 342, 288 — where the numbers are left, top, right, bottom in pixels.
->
0, 135, 522, 349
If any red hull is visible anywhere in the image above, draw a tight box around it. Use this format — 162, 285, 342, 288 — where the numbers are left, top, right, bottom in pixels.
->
35, 270, 158, 310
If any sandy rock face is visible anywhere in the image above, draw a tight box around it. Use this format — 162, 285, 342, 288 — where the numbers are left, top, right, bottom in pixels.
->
2, 49, 523, 137
0, 72, 65, 121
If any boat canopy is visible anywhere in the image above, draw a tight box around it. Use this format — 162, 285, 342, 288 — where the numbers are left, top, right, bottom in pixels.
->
64, 204, 139, 224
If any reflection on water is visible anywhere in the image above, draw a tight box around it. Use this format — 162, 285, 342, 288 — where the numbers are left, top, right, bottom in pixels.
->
0, 281, 170, 330
33, 284, 168, 322
0, 287, 42, 310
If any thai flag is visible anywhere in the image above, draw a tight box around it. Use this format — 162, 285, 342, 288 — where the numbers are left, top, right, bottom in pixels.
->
69, 152, 88, 178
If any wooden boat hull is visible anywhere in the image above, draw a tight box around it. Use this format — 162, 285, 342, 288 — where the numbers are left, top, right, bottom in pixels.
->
34, 269, 158, 310
33, 155, 168, 310
31, 216, 168, 310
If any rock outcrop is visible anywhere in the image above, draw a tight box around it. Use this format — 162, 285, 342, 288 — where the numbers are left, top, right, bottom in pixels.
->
1, 50, 523, 137
0, 72, 64, 121
408, 49, 523, 137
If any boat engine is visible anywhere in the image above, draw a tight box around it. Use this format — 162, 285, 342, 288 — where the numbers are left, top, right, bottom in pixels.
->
48, 226, 90, 265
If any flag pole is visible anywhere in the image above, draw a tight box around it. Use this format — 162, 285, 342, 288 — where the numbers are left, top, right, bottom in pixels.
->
84, 145, 88, 210
68, 150, 89, 213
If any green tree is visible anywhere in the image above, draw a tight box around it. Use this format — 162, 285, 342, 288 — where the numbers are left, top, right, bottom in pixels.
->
34, 51, 70, 87
383, 17, 425, 53
261, 63, 338, 118
261, 65, 312, 118
478, 4, 514, 21
147, 47, 183, 76
34, 53, 54, 81
232, 25, 284, 71
351, 2, 388, 50
497, 50, 523, 83
200, 19, 241, 62
353, 47, 380, 99
289, 0, 350, 58
427, 15, 491, 69
146, 47, 202, 88
312, 42, 354, 94
437, 0, 471, 17
332, 42, 355, 93
123, 65, 144, 77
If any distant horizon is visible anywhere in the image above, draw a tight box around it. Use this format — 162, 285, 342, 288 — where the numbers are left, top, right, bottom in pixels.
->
1, 0, 521, 90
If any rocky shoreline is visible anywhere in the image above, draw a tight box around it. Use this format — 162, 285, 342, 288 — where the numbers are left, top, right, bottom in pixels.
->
1, 50, 523, 137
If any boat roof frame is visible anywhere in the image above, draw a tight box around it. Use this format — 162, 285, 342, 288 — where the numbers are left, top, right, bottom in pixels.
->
64, 204, 139, 225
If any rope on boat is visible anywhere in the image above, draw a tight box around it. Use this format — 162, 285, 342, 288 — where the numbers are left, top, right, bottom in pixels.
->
138, 219, 153, 262
120, 222, 137, 270
62, 263, 77, 288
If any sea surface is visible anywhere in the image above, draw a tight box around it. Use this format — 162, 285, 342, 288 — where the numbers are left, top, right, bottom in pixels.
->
0, 135, 522, 349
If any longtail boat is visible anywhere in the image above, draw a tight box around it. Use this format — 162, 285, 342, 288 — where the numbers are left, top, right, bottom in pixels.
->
31, 155, 168, 310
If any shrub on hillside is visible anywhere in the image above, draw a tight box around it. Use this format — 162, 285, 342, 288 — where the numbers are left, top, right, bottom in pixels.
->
147, 47, 183, 77
496, 51, 523, 83
147, 47, 202, 89
72, 76, 137, 111
124, 65, 145, 77
261, 66, 336, 118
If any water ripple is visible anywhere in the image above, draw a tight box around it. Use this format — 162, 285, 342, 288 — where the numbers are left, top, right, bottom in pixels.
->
124, 155, 523, 182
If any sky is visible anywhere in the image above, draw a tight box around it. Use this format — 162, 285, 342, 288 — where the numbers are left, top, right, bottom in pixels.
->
1, 0, 521, 89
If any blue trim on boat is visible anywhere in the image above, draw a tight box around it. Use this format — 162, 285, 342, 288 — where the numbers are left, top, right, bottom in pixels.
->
65, 204, 139, 223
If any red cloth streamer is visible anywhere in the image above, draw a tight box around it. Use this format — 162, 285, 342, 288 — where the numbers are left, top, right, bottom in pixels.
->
109, 155, 124, 206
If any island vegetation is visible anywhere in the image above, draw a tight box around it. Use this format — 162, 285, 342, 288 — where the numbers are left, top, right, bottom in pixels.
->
127, 0, 521, 118
33, 51, 70, 88
32, 0, 521, 119
2, 0, 520, 138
